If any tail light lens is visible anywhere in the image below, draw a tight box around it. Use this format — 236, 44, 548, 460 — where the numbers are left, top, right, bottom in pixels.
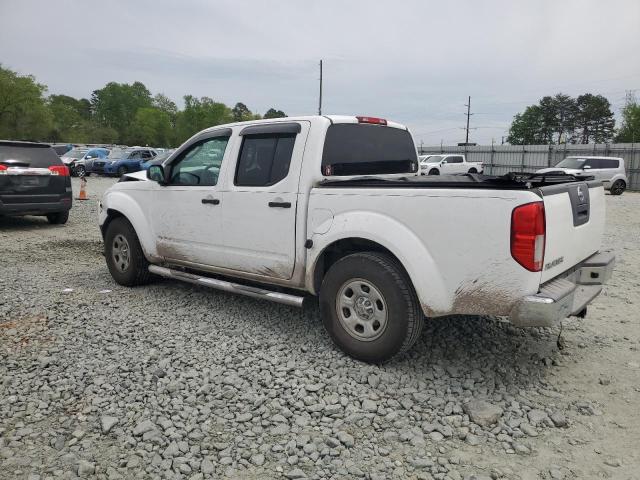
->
511, 201, 545, 272
356, 116, 387, 125
0, 165, 7, 174
48, 165, 70, 176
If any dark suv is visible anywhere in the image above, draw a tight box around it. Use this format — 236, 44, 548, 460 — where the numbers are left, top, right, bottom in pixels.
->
0, 141, 72, 224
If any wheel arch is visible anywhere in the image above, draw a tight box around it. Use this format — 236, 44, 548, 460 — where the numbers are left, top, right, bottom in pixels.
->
307, 217, 450, 316
101, 193, 158, 261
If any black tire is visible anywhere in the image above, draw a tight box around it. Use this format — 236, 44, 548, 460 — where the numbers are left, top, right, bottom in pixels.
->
117, 166, 127, 176
610, 180, 626, 196
428, 168, 440, 175
468, 168, 478, 174
75, 165, 86, 177
319, 252, 424, 363
46, 211, 69, 225
104, 217, 152, 286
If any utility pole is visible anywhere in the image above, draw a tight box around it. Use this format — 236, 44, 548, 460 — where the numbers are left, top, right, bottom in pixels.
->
464, 96, 472, 144
318, 60, 323, 115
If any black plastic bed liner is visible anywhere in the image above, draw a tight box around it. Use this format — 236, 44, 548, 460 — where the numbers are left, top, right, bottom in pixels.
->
319, 172, 597, 190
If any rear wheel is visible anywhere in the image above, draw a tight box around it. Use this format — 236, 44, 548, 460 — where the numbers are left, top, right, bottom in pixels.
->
468, 168, 478, 174
46, 211, 69, 225
117, 166, 128, 176
428, 168, 440, 175
319, 252, 424, 363
610, 180, 626, 195
104, 217, 152, 286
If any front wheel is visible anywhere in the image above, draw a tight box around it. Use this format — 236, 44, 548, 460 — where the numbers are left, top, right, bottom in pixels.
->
104, 217, 152, 286
74, 165, 86, 177
468, 168, 478, 174
117, 166, 128, 176
428, 168, 440, 175
319, 252, 424, 363
610, 180, 626, 195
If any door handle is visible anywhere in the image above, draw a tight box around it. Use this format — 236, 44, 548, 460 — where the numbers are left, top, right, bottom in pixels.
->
268, 201, 291, 208
202, 198, 220, 205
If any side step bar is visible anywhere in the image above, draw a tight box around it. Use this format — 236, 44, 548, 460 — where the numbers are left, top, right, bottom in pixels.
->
148, 265, 305, 308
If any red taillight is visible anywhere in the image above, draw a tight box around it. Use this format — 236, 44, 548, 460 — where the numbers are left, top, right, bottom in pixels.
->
0, 165, 7, 173
511, 201, 545, 272
356, 116, 387, 125
48, 165, 69, 176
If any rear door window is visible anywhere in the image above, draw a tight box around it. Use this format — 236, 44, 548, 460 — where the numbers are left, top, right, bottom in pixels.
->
447, 156, 463, 163
235, 134, 296, 187
322, 124, 418, 176
599, 159, 618, 169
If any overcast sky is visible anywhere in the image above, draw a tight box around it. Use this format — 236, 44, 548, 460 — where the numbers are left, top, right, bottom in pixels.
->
1, 0, 639, 144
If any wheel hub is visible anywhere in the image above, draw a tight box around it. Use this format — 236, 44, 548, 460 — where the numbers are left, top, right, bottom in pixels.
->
112, 234, 131, 272
336, 279, 388, 341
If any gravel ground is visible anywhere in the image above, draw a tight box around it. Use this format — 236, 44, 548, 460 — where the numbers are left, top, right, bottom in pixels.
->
1, 177, 638, 480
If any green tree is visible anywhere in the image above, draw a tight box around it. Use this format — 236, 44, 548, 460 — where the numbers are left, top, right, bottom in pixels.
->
91, 81, 153, 142
0, 65, 52, 141
47, 94, 94, 142
174, 95, 232, 143
232, 102, 253, 122
615, 93, 640, 143
507, 105, 546, 145
575, 94, 615, 143
153, 93, 177, 121
264, 108, 286, 119
127, 107, 172, 147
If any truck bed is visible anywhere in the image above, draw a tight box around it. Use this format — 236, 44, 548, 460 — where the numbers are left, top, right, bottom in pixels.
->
319, 172, 598, 190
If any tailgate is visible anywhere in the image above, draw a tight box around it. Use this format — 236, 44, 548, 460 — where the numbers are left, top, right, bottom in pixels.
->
539, 181, 605, 283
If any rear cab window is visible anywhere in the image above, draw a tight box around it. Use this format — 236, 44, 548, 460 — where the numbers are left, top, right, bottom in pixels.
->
321, 124, 418, 176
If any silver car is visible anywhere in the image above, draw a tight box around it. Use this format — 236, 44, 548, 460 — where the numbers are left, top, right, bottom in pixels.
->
537, 156, 628, 195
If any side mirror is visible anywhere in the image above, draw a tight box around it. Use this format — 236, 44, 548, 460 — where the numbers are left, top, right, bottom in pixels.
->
148, 165, 166, 185
441, 160, 447, 165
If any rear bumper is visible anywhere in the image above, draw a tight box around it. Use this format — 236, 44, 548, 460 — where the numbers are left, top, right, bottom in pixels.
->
509, 250, 615, 327
0, 197, 72, 216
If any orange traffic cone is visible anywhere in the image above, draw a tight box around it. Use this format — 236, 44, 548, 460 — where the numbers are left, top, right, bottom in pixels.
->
77, 176, 89, 200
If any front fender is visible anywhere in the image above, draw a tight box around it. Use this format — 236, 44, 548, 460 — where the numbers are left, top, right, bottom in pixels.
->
101, 190, 158, 261
306, 211, 449, 316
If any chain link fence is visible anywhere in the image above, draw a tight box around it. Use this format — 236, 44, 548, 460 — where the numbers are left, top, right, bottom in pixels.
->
418, 143, 640, 191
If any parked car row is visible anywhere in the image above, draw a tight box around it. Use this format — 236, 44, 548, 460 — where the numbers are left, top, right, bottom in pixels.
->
60, 146, 165, 177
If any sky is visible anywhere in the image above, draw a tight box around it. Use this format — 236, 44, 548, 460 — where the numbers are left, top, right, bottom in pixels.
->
1, 0, 639, 145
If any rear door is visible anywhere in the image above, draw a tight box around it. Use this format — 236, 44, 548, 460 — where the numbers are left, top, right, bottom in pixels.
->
218, 122, 309, 279
539, 181, 605, 282
0, 143, 70, 206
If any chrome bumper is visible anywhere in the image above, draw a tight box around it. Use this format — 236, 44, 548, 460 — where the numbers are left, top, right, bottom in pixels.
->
510, 250, 615, 327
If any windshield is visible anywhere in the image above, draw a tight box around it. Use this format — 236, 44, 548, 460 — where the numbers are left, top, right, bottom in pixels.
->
421, 155, 443, 164
556, 158, 586, 169
107, 148, 130, 159
64, 148, 88, 159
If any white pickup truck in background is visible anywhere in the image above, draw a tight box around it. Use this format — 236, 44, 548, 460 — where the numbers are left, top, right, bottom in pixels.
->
99, 115, 614, 363
419, 154, 484, 175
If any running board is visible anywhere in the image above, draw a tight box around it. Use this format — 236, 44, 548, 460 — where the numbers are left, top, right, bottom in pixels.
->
148, 265, 305, 308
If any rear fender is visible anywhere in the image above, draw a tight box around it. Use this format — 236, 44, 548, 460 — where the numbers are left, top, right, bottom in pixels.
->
306, 211, 449, 316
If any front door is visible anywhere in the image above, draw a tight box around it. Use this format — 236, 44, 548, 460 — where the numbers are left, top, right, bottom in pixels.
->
151, 133, 232, 267
219, 122, 309, 279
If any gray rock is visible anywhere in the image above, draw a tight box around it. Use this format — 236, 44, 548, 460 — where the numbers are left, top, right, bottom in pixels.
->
132, 419, 155, 436
527, 409, 549, 425
250, 453, 265, 466
285, 468, 307, 479
336, 431, 354, 447
550, 411, 568, 428
101, 416, 119, 434
463, 400, 503, 426
77, 460, 95, 477
201, 458, 215, 474
362, 399, 377, 412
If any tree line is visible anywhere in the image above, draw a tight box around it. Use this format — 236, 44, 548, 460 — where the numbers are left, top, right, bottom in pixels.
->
507, 92, 640, 145
0, 64, 287, 147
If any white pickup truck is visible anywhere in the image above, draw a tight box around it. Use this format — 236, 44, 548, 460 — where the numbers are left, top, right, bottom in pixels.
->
419, 154, 484, 175
98, 115, 614, 363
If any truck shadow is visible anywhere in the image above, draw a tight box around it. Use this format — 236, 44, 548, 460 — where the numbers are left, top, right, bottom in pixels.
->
0, 214, 53, 231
